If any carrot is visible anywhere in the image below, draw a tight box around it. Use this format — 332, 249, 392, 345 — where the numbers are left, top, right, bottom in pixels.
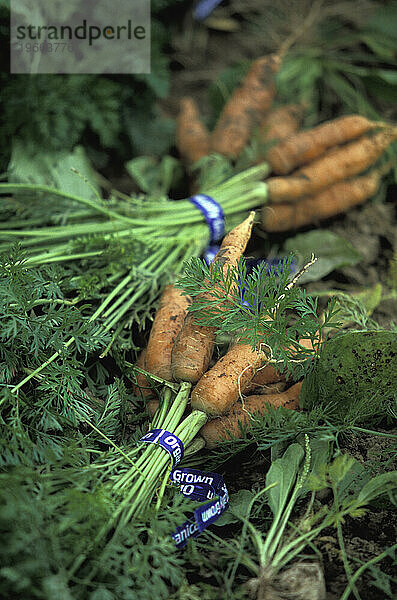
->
251, 381, 287, 394
131, 348, 156, 401
267, 129, 397, 204
267, 115, 381, 175
260, 103, 304, 145
176, 97, 211, 165
243, 363, 286, 392
210, 54, 282, 158
191, 341, 267, 416
262, 167, 386, 232
241, 335, 319, 392
200, 381, 302, 449
145, 285, 191, 381
171, 212, 255, 383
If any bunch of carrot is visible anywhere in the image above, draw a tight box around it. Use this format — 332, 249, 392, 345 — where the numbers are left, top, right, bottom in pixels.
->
262, 118, 397, 231
176, 54, 397, 231
132, 214, 304, 450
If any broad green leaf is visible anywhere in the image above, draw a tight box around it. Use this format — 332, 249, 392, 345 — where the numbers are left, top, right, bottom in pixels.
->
373, 69, 397, 85
336, 458, 371, 502
300, 331, 397, 421
328, 455, 356, 486
90, 587, 114, 600
363, 75, 397, 103
266, 443, 304, 517
8, 142, 99, 201
357, 471, 397, 506
360, 34, 397, 60
300, 434, 333, 496
214, 489, 254, 526
284, 230, 362, 284
125, 155, 182, 195
125, 156, 157, 193
353, 284, 383, 316
194, 153, 234, 190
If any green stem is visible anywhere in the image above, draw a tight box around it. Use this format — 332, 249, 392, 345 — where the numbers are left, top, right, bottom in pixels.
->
0, 183, 136, 224
333, 483, 361, 600
340, 544, 397, 600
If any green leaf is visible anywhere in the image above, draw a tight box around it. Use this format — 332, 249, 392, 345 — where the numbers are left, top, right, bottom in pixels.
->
360, 34, 397, 60
89, 588, 114, 600
373, 69, 397, 85
300, 434, 333, 495
125, 155, 182, 195
214, 489, 255, 526
328, 455, 357, 486
357, 471, 397, 506
336, 458, 371, 502
300, 330, 397, 421
284, 230, 362, 284
265, 443, 304, 517
353, 284, 383, 316
365, 1, 397, 41
362, 75, 397, 103
8, 143, 99, 201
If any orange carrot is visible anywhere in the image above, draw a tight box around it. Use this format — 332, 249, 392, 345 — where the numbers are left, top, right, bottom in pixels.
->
243, 363, 286, 392
171, 212, 255, 383
145, 285, 191, 381
210, 54, 282, 158
260, 103, 304, 145
200, 381, 302, 449
263, 167, 386, 232
250, 381, 287, 394
267, 115, 381, 175
176, 97, 211, 165
131, 349, 156, 401
241, 336, 318, 392
191, 341, 267, 416
267, 129, 397, 204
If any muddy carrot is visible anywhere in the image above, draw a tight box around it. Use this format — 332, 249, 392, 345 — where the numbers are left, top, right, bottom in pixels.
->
263, 167, 387, 232
267, 115, 382, 175
267, 129, 397, 203
210, 54, 282, 158
131, 348, 156, 401
243, 363, 286, 392
176, 96, 211, 165
191, 341, 267, 416
260, 103, 304, 145
145, 285, 191, 381
171, 212, 255, 383
200, 381, 302, 449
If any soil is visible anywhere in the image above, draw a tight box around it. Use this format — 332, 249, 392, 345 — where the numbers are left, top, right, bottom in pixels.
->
161, 7, 397, 600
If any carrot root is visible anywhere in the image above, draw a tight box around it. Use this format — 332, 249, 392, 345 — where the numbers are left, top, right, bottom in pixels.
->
267, 128, 397, 204
267, 115, 381, 175
200, 381, 302, 449
191, 342, 266, 416
176, 97, 211, 165
131, 348, 156, 401
263, 168, 383, 232
145, 285, 191, 381
171, 213, 255, 383
211, 54, 282, 158
260, 103, 304, 148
